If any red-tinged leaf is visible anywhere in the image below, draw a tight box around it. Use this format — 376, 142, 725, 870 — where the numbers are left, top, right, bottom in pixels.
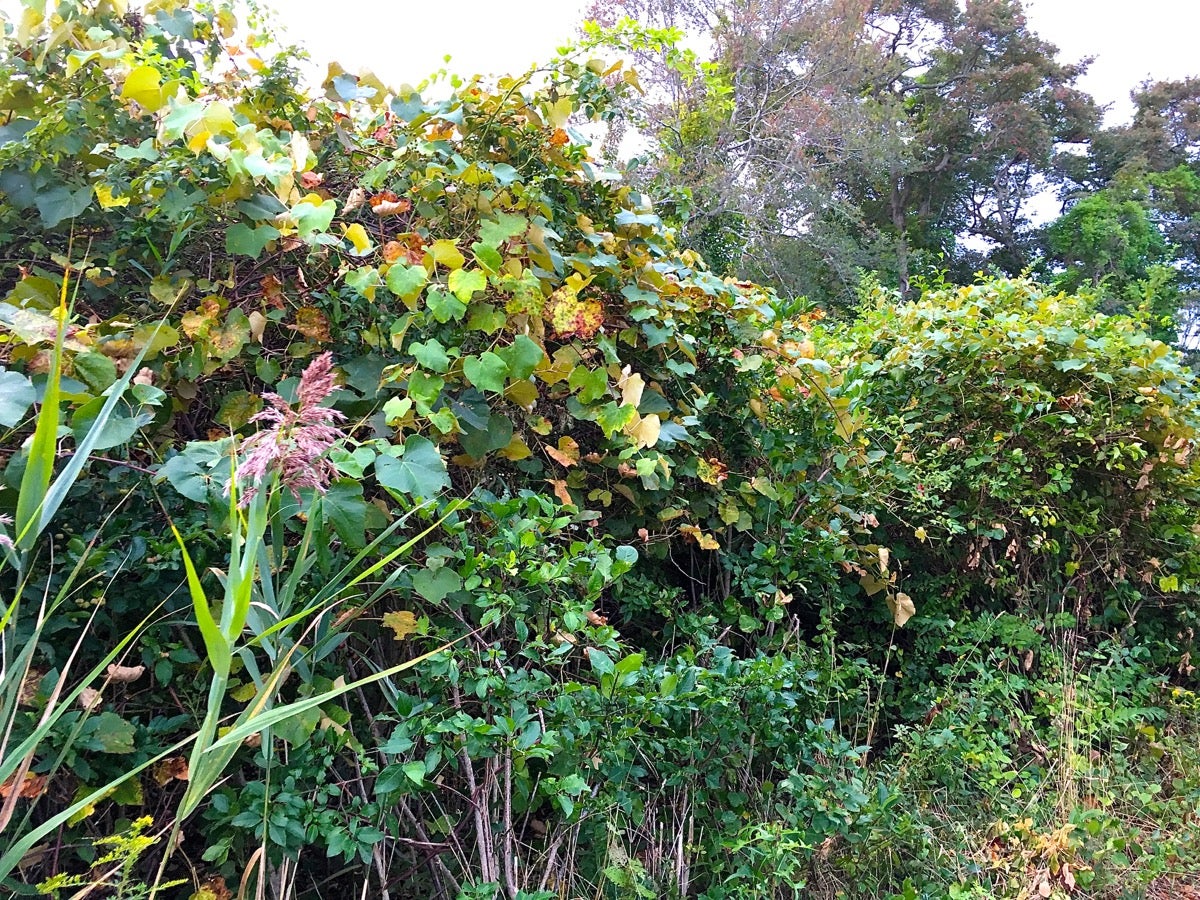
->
548, 479, 574, 507
545, 436, 580, 468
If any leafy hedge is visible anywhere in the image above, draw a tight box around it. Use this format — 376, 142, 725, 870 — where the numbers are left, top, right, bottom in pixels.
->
0, 4, 1197, 899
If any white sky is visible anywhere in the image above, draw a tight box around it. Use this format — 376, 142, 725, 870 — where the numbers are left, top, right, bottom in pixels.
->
0, 0, 1193, 124
1025, 0, 1197, 125
274, 0, 1197, 126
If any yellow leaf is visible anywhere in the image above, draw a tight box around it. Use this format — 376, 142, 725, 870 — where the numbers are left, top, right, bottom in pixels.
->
229, 682, 257, 702
343, 223, 373, 256
186, 129, 211, 154
498, 436, 533, 461
122, 65, 165, 112
381, 610, 418, 640
504, 379, 539, 408
95, 184, 130, 208
428, 239, 465, 270
679, 524, 720, 551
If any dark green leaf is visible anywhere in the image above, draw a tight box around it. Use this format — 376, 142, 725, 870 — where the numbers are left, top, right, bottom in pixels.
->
500, 335, 544, 381
463, 352, 509, 393
226, 223, 280, 259
35, 185, 92, 228
411, 566, 462, 603
374, 435, 449, 498
0, 369, 35, 427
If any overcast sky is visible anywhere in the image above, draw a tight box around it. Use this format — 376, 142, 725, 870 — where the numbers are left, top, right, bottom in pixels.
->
272, 0, 1195, 126
0, 0, 1195, 122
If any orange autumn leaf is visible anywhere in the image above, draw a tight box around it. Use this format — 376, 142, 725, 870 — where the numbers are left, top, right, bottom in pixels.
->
549, 128, 570, 147
548, 479, 574, 507
545, 436, 580, 468
382, 241, 405, 264
369, 190, 411, 217
260, 274, 285, 309
391, 231, 428, 264
0, 772, 47, 800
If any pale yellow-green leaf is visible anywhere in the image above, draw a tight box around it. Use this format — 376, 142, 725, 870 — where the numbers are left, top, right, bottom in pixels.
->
290, 130, 312, 172
200, 101, 237, 137
547, 96, 573, 128
619, 370, 644, 408
122, 65, 165, 113
887, 592, 916, 627
429, 239, 465, 270
624, 413, 660, 450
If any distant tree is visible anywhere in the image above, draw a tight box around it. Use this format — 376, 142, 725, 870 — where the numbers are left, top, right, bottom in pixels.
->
1050, 78, 1200, 341
585, 0, 1096, 304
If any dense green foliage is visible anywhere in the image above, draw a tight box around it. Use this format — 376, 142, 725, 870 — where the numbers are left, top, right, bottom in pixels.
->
0, 2, 1197, 899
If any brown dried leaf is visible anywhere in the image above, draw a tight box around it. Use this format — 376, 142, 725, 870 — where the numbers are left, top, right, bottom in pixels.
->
18, 669, 42, 707
343, 187, 367, 214
106, 663, 145, 683
293, 307, 331, 343
886, 592, 916, 628
153, 756, 190, 786
260, 274, 285, 309
191, 874, 233, 900
0, 772, 47, 800
548, 479, 574, 507
545, 436, 580, 468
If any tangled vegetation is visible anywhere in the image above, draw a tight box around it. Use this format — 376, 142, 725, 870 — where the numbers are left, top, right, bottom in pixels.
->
0, 2, 1197, 899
